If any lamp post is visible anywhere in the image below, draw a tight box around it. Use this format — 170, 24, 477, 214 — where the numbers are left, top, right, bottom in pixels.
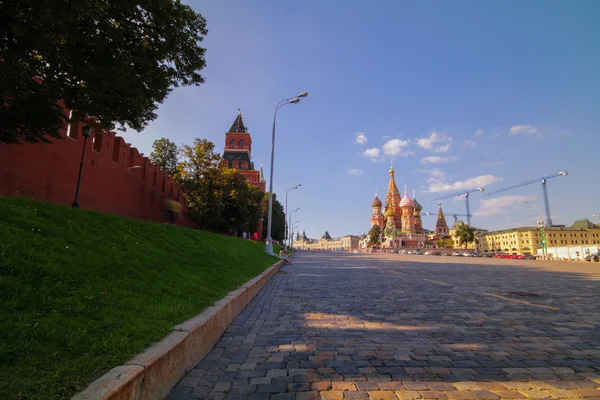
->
72, 125, 93, 208
284, 184, 301, 250
291, 220, 300, 249
288, 208, 299, 248
266, 92, 308, 255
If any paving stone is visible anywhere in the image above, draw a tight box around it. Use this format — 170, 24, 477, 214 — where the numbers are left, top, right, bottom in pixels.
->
395, 391, 422, 400
367, 392, 398, 399
419, 391, 448, 399
321, 391, 345, 400
165, 253, 600, 400
296, 392, 320, 400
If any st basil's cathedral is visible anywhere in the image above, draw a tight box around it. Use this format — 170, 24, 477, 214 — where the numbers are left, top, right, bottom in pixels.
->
369, 166, 430, 248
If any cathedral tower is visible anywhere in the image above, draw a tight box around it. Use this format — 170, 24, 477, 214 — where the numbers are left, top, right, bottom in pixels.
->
370, 191, 385, 228
435, 202, 449, 236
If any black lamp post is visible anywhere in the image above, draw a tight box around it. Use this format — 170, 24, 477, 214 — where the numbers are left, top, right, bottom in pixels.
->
72, 125, 93, 208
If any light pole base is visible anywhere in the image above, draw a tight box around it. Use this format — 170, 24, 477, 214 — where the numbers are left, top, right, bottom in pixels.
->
265, 237, 276, 256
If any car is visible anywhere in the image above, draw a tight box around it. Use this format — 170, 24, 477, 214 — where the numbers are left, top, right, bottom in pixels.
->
452, 251, 462, 256
424, 251, 432, 255
523, 254, 536, 260
462, 252, 472, 257
414, 250, 423, 255
433, 251, 442, 256
585, 252, 600, 262
510, 254, 524, 259
443, 252, 452, 256
482, 253, 493, 258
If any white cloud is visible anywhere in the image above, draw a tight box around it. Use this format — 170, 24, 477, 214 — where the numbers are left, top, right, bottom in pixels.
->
415, 168, 446, 180
510, 125, 541, 136
355, 132, 367, 145
416, 131, 453, 153
474, 195, 535, 217
347, 168, 363, 176
362, 147, 383, 162
473, 129, 483, 138
460, 139, 476, 150
382, 138, 410, 156
427, 174, 503, 193
420, 156, 461, 164
480, 161, 505, 167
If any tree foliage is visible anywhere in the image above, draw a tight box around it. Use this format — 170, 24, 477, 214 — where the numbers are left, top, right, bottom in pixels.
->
454, 224, 475, 249
175, 137, 266, 237
0, 0, 208, 144
261, 193, 285, 242
367, 225, 382, 247
150, 138, 178, 175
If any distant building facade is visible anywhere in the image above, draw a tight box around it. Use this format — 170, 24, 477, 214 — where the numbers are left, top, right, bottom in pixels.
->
476, 219, 600, 255
449, 220, 488, 250
293, 230, 360, 251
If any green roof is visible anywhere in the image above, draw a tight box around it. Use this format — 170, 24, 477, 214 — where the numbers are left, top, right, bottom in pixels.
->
222, 151, 253, 169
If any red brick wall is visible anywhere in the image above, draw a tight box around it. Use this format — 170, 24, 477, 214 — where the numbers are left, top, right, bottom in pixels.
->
0, 118, 197, 228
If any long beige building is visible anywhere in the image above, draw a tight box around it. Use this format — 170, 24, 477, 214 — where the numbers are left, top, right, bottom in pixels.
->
293, 231, 360, 251
476, 219, 600, 255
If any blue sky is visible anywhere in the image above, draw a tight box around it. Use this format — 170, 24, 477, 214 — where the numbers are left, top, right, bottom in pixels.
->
122, 0, 600, 239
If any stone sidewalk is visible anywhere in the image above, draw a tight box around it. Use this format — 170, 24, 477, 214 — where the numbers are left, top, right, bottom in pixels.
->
167, 252, 600, 399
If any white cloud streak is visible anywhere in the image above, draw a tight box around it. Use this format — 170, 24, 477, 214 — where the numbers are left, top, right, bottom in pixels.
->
474, 195, 535, 217
355, 132, 367, 144
460, 139, 476, 150
382, 138, 410, 156
510, 125, 541, 136
416, 131, 453, 153
347, 168, 363, 176
427, 174, 503, 193
420, 156, 461, 164
473, 129, 483, 138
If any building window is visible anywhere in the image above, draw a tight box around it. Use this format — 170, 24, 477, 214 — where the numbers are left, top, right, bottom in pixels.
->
233, 160, 239, 168
242, 161, 248, 169
230, 138, 235, 148
239, 138, 245, 148
221, 159, 228, 168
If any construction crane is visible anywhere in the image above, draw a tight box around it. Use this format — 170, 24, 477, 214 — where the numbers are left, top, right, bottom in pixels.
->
432, 187, 485, 226
424, 212, 471, 223
483, 171, 568, 227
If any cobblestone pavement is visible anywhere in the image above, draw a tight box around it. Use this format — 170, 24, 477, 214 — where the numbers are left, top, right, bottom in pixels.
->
167, 252, 600, 400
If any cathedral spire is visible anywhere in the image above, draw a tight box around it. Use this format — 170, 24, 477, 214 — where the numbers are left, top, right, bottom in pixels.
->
228, 109, 247, 133
436, 202, 449, 230
387, 166, 399, 194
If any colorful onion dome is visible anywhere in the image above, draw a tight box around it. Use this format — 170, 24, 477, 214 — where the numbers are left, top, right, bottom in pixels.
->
372, 195, 382, 207
399, 193, 414, 207
413, 196, 422, 212
384, 208, 396, 218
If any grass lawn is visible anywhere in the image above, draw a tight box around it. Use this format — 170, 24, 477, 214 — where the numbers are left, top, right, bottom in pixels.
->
0, 196, 280, 399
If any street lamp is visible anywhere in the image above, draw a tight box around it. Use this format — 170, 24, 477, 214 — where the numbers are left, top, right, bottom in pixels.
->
285, 184, 301, 250
72, 125, 93, 208
288, 208, 299, 248
291, 220, 300, 248
266, 92, 308, 255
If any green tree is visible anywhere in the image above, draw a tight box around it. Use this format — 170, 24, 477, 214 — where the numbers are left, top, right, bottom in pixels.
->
436, 239, 445, 248
262, 193, 285, 242
176, 138, 221, 182
1, 0, 208, 144
150, 138, 178, 175
367, 225, 382, 247
454, 224, 475, 249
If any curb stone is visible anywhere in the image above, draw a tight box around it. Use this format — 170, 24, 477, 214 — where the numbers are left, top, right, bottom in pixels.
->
72, 259, 284, 400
